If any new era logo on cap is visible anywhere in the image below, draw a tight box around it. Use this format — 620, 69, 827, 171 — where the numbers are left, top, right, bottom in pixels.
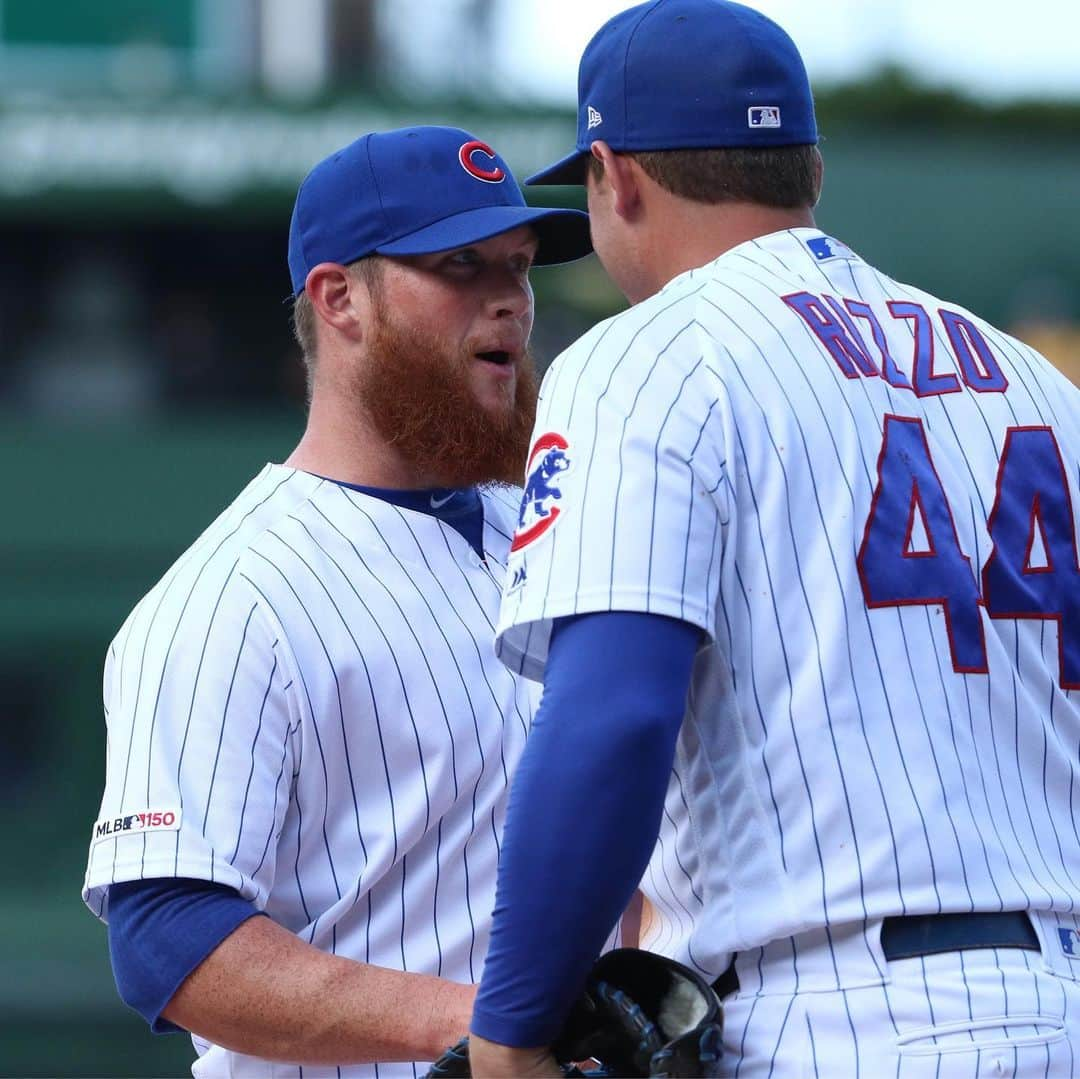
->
748, 106, 781, 129
587, 105, 603, 130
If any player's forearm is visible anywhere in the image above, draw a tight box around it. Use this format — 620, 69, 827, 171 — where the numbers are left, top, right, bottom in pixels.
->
473, 614, 699, 1045
162, 914, 475, 1064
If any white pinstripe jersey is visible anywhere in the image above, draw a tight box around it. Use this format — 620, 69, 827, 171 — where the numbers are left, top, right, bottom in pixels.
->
82, 464, 536, 1078
497, 227, 1080, 980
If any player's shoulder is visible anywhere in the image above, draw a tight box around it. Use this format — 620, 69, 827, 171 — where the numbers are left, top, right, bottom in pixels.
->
545, 270, 712, 394
110, 465, 323, 649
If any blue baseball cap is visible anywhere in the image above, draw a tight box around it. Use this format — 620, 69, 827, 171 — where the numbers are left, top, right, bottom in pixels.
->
527, 0, 818, 186
289, 125, 593, 295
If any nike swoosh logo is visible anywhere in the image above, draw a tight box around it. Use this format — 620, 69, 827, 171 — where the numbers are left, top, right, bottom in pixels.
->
430, 492, 455, 509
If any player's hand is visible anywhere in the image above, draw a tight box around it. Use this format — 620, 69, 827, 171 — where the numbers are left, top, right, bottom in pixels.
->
430, 949, 722, 1077
467, 1033, 563, 1078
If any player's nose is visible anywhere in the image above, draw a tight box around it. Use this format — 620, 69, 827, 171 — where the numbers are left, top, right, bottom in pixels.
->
486, 274, 532, 322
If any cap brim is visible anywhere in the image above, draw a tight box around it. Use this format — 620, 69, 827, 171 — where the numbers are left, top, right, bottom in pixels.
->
525, 150, 589, 187
376, 205, 592, 265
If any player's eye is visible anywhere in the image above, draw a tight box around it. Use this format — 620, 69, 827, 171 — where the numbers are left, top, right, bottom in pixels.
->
447, 249, 481, 268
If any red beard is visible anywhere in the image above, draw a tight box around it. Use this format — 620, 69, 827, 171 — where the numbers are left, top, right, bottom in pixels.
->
355, 310, 538, 488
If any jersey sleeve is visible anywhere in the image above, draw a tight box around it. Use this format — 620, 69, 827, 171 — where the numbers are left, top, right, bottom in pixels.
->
83, 563, 301, 920
496, 310, 728, 680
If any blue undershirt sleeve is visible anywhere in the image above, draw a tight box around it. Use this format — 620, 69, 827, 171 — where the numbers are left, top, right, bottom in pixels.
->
471, 609, 701, 1047
108, 877, 264, 1033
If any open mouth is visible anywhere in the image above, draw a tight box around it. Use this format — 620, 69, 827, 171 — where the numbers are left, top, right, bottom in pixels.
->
476, 350, 512, 366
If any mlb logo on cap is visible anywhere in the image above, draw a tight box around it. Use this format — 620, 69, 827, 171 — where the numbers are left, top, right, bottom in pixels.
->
748, 106, 782, 129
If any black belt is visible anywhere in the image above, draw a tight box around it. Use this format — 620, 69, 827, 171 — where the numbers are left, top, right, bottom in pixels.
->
712, 911, 1039, 998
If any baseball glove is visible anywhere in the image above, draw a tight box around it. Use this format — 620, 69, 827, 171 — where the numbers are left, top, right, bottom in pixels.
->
426, 948, 722, 1078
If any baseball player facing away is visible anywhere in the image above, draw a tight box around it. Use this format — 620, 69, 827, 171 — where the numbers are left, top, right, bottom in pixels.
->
468, 2, 1080, 1076
81, 125, 592, 1078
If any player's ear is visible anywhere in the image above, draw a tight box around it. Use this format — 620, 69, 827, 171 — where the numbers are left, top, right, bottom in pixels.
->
304, 263, 365, 342
589, 141, 641, 222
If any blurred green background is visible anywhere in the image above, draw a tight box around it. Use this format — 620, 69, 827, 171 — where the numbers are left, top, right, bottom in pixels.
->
3, 1, 1079, 1076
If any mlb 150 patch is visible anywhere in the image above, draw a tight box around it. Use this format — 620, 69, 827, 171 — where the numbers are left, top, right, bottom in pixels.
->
91, 808, 182, 844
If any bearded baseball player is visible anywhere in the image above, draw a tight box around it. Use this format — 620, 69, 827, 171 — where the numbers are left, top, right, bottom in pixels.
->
466, 2, 1080, 1076
81, 125, 592, 1077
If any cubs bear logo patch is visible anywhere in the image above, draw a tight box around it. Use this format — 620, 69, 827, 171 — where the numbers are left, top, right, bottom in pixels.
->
511, 432, 571, 552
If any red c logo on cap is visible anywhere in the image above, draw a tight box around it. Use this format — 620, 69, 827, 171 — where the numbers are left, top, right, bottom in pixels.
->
459, 140, 505, 184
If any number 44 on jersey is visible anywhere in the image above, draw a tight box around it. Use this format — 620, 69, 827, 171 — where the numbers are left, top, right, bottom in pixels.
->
858, 415, 1079, 691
